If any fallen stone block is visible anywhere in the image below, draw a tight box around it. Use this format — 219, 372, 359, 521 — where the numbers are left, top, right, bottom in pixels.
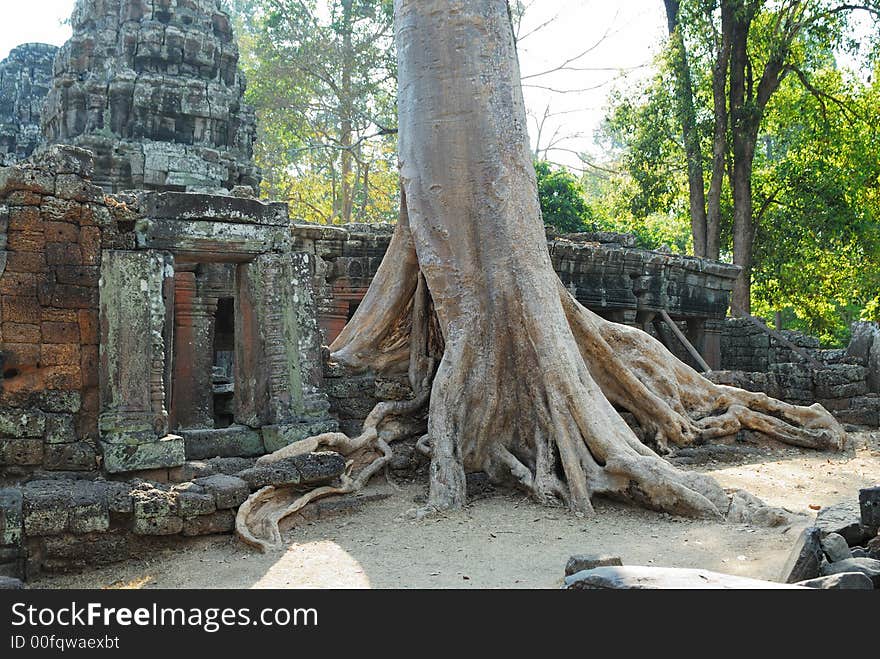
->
564, 566, 804, 589
780, 526, 823, 583
727, 490, 799, 527
795, 572, 874, 589
816, 500, 873, 546
565, 554, 623, 576
236, 459, 302, 490
819, 557, 880, 586
820, 533, 852, 563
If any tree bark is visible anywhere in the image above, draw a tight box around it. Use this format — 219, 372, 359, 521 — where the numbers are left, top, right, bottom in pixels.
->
663, 0, 708, 257
235, 0, 844, 551
339, 0, 354, 224
706, 1, 732, 261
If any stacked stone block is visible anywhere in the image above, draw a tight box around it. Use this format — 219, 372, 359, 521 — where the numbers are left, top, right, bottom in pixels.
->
0, 146, 109, 477
712, 319, 880, 426
1, 451, 346, 577
721, 317, 821, 372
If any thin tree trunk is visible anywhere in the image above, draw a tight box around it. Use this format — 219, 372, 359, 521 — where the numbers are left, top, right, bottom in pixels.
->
663, 0, 708, 257
706, 1, 732, 261
339, 0, 354, 224
727, 0, 753, 313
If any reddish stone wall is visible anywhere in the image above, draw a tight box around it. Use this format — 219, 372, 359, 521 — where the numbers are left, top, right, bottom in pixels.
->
0, 147, 115, 478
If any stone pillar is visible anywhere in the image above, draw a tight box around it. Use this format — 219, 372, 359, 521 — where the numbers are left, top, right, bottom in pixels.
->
701, 318, 723, 371
169, 267, 218, 430
235, 253, 336, 451
99, 250, 184, 473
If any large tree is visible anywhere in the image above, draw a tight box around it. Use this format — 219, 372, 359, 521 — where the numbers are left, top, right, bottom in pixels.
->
237, 0, 843, 550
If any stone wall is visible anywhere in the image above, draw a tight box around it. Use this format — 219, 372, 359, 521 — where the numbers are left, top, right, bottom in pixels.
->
292, 223, 741, 370
42, 0, 258, 193
721, 317, 822, 372
0, 44, 58, 166
710, 320, 880, 427
0, 148, 346, 579
0, 146, 115, 480
0, 451, 346, 578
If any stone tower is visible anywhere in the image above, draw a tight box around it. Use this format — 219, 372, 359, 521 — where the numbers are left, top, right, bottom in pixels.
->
41, 0, 260, 193
0, 43, 58, 165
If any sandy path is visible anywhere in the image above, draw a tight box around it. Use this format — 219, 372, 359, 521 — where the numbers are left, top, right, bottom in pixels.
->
32, 431, 880, 589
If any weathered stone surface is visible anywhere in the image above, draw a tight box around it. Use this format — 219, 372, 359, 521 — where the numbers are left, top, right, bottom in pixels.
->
173, 484, 216, 517
564, 565, 802, 589
44, 442, 97, 471
0, 410, 45, 437
0, 43, 57, 165
565, 554, 623, 576
291, 452, 346, 485
101, 436, 186, 474
0, 488, 23, 546
193, 474, 249, 510
181, 510, 234, 536
727, 490, 799, 527
0, 576, 24, 589
236, 460, 302, 490
131, 486, 176, 519
132, 515, 183, 536
67, 481, 109, 534
43, 414, 76, 444
795, 572, 874, 589
261, 420, 339, 453
105, 482, 134, 514
780, 526, 823, 583
860, 486, 880, 530
21, 481, 70, 536
42, 0, 258, 193
819, 557, 880, 586
820, 533, 852, 563
181, 425, 264, 460
816, 500, 874, 546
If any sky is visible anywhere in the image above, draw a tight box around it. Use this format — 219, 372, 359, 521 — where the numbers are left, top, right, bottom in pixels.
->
0, 0, 667, 168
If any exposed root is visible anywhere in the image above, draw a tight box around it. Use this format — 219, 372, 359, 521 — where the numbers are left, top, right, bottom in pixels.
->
235, 266, 437, 551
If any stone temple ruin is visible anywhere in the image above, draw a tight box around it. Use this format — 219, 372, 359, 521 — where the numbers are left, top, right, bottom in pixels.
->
0, 44, 58, 166
0, 0, 878, 583
41, 0, 259, 192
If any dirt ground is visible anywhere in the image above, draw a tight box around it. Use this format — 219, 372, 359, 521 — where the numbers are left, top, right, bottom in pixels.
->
32, 430, 880, 589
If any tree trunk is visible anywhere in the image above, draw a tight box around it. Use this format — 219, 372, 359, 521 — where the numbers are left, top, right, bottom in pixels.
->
339, 0, 354, 224
235, 0, 844, 551
727, 0, 753, 314
706, 1, 732, 261
730, 132, 755, 314
663, 0, 708, 257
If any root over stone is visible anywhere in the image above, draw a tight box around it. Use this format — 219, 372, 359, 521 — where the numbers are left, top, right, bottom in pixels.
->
234, 0, 843, 550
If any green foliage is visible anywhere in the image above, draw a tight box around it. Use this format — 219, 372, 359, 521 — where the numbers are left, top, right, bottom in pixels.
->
597, 1, 880, 344
226, 0, 399, 224
534, 161, 592, 232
